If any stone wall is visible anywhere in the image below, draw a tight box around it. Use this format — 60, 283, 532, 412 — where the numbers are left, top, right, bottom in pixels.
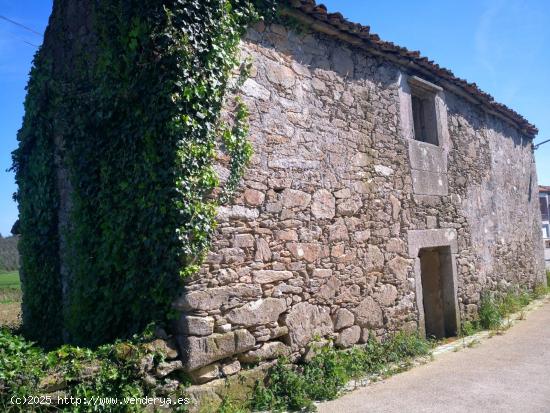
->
175, 21, 545, 383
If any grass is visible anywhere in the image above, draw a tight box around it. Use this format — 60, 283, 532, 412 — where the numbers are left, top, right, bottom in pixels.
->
460, 277, 550, 336
0, 271, 20, 290
249, 332, 434, 412
0, 272, 21, 326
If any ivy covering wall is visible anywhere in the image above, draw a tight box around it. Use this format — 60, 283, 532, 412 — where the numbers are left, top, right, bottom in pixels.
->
12, 0, 276, 348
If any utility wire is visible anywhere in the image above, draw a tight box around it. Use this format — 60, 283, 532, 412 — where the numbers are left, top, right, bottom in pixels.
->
0, 15, 42, 36
535, 139, 550, 150
5, 31, 38, 47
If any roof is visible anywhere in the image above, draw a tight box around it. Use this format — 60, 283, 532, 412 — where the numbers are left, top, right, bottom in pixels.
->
282, 0, 538, 138
540, 186, 550, 193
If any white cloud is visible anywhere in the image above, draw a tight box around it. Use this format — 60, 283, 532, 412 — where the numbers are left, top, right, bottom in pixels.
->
475, 0, 505, 76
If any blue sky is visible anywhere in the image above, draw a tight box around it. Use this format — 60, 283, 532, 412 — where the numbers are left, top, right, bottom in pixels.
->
0, 0, 549, 236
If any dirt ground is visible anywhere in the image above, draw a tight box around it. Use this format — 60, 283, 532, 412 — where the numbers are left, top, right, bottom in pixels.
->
0, 302, 21, 327
0, 270, 21, 328
0, 289, 22, 328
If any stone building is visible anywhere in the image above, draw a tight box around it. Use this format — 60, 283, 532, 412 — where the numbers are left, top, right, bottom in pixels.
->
175, 1, 546, 382
540, 186, 550, 268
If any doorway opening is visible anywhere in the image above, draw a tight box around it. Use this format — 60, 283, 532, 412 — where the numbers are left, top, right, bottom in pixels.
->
419, 246, 457, 338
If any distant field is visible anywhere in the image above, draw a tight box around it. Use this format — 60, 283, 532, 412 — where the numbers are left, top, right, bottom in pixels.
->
0, 271, 21, 326
0, 271, 21, 289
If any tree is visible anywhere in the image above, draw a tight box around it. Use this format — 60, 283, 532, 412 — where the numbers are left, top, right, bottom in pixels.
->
10, 220, 20, 236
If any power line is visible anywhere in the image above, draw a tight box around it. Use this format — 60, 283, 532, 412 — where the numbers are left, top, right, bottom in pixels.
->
5, 31, 38, 47
535, 139, 550, 150
0, 15, 42, 36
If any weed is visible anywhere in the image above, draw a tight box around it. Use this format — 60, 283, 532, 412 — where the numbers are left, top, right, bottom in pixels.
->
478, 292, 502, 330
460, 284, 544, 337
533, 284, 548, 299
460, 320, 480, 337
498, 290, 522, 315
217, 396, 249, 413
250, 332, 433, 412
519, 290, 532, 306
466, 339, 480, 348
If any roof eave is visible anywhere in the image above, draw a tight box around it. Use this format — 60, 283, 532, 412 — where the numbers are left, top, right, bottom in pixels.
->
281, 2, 538, 139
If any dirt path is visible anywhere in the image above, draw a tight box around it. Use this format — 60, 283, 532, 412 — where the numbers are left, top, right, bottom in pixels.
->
318, 300, 550, 413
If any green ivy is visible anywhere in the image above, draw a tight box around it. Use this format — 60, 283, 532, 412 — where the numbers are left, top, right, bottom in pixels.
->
0, 327, 190, 413
11, 55, 63, 347
12, 0, 278, 348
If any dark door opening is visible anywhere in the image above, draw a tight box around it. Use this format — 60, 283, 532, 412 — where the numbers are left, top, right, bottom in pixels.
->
419, 246, 457, 338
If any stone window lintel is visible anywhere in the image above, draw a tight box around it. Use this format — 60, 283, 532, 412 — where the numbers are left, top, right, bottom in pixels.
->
408, 75, 443, 96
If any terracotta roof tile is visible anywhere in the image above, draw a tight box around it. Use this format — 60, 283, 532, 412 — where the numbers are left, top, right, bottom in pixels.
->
284, 0, 538, 137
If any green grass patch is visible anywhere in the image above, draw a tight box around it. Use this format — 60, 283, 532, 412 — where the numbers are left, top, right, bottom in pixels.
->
249, 332, 434, 412
0, 272, 20, 290
0, 272, 21, 306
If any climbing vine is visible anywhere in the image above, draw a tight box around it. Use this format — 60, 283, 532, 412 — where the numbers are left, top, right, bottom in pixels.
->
12, 0, 278, 348
11, 54, 63, 347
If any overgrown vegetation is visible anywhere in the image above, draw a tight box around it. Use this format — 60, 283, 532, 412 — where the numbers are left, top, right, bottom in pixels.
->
12, 0, 277, 348
0, 327, 189, 413
461, 281, 549, 335
250, 332, 433, 412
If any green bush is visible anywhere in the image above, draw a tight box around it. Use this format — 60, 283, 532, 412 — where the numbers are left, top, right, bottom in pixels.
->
250, 332, 433, 412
